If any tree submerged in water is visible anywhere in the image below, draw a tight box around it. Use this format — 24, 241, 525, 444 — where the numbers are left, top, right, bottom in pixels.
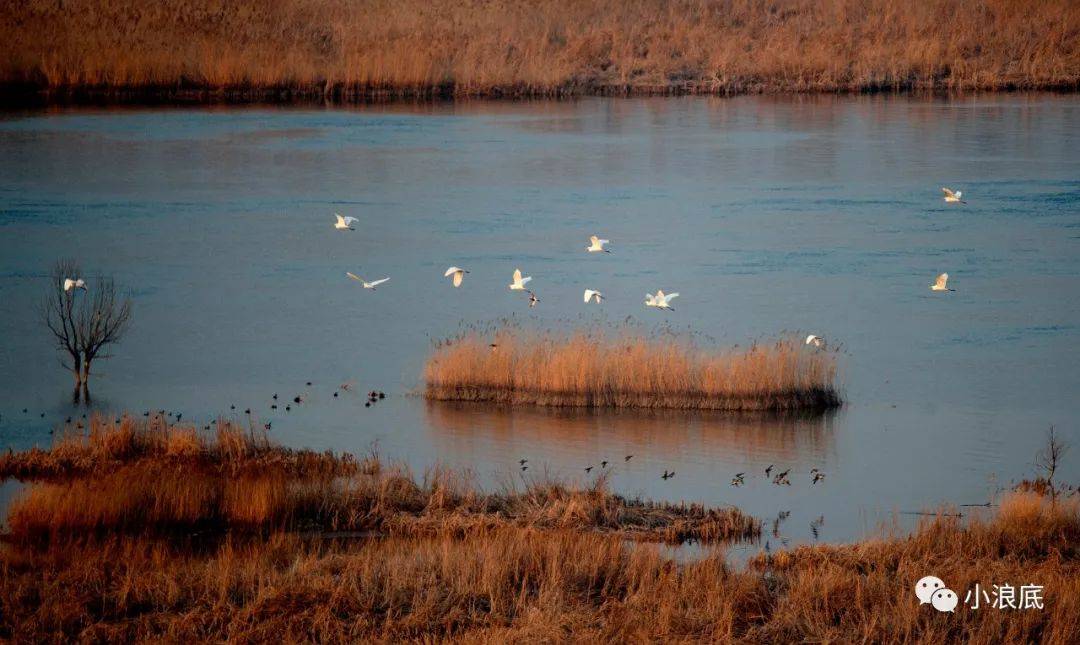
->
40, 260, 132, 404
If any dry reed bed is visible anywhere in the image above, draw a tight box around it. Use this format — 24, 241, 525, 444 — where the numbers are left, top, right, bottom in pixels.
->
1, 492, 1077, 642
424, 330, 841, 410
1, 0, 1078, 102
1, 416, 759, 543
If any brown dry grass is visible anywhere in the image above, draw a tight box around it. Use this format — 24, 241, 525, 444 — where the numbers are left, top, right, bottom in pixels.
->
0, 415, 760, 543
424, 329, 841, 411
1, 492, 1077, 642
1, 0, 1077, 102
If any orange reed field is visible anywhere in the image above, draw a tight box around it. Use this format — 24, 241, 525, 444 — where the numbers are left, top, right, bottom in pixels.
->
1, 0, 1077, 101
423, 329, 841, 411
0, 418, 1077, 641
0, 415, 759, 542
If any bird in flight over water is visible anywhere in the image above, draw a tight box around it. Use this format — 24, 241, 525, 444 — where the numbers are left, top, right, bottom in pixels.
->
930, 273, 956, 292
941, 187, 966, 204
586, 235, 611, 253
333, 213, 357, 230
509, 268, 533, 291
645, 290, 679, 311
346, 273, 390, 290
444, 266, 469, 287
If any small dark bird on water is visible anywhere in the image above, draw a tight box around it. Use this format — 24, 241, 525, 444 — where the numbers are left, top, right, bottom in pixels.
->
365, 402, 371, 408
661, 470, 675, 480
176, 413, 182, 421
40, 412, 45, 418
585, 466, 593, 473
625, 455, 633, 461
519, 459, 528, 465
264, 423, 272, 430
144, 411, 150, 416
293, 395, 303, 404
273, 393, 278, 400
812, 472, 826, 485
601, 460, 608, 468
22, 409, 27, 414
378, 392, 385, 399
333, 392, 338, 398
230, 405, 235, 410
66, 417, 71, 423
271, 404, 277, 410
765, 465, 773, 477
306, 381, 312, 386
244, 408, 251, 414
285, 405, 291, 411
521, 465, 528, 471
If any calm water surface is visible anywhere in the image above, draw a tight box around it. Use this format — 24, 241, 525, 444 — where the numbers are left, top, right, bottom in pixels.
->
1, 95, 1078, 546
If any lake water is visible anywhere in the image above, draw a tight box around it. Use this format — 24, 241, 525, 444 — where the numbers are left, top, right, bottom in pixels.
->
1, 94, 1078, 546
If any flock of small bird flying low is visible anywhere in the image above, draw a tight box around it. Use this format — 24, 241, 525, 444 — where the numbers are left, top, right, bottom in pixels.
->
335, 224, 680, 311
333, 188, 965, 315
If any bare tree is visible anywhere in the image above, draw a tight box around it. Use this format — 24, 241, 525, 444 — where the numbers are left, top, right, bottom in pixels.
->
1034, 425, 1069, 503
41, 260, 133, 404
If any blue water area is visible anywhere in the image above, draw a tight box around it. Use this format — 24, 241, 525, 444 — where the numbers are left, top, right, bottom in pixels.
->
1, 94, 1078, 545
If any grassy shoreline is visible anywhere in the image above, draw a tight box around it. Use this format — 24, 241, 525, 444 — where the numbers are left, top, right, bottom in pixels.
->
2, 0, 1077, 106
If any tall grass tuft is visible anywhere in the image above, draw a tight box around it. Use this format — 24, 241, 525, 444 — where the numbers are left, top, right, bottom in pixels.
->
424, 328, 841, 411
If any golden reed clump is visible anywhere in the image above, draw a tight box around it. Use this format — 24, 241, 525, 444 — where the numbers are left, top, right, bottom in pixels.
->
0, 492, 1076, 641
423, 329, 841, 411
1, 0, 1077, 101
0, 415, 760, 543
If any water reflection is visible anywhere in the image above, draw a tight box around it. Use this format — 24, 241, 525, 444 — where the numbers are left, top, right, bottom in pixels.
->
425, 401, 837, 473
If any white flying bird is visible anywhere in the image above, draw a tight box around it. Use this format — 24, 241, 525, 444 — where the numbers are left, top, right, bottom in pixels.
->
805, 334, 825, 348
509, 268, 532, 291
62, 278, 86, 292
333, 213, 358, 230
444, 266, 469, 287
645, 290, 679, 310
346, 273, 390, 290
930, 273, 956, 292
586, 235, 611, 253
941, 188, 966, 204
584, 289, 603, 304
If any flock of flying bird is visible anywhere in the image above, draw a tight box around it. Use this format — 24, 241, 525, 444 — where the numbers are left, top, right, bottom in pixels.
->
333, 186, 965, 337
335, 213, 683, 312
